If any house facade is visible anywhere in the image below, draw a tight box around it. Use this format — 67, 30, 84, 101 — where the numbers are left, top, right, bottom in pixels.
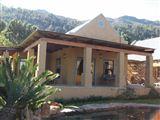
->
0, 14, 155, 99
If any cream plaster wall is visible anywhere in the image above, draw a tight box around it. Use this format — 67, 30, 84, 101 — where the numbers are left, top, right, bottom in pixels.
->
52, 86, 151, 99
93, 50, 118, 86
134, 87, 150, 96
53, 86, 120, 99
69, 14, 127, 44
47, 47, 119, 86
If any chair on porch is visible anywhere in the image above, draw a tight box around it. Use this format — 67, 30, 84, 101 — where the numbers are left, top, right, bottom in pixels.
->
100, 70, 115, 86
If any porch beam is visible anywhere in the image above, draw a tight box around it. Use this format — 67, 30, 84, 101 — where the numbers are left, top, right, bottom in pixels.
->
145, 55, 154, 85
83, 47, 93, 87
36, 40, 47, 76
23, 40, 39, 52
41, 38, 151, 56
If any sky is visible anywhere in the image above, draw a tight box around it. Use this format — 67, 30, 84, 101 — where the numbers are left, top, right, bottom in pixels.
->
0, 0, 160, 21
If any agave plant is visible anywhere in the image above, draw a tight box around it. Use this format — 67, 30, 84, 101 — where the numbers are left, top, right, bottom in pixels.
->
0, 54, 59, 120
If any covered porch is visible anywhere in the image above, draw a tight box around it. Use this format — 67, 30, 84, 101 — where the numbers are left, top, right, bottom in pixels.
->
24, 31, 154, 89
0, 30, 155, 99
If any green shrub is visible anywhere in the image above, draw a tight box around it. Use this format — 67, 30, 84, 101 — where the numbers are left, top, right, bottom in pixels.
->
147, 87, 160, 98
118, 87, 137, 100
0, 55, 60, 119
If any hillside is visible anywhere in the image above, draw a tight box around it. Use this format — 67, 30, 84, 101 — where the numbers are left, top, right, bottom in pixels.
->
0, 4, 160, 45
108, 16, 160, 26
1, 5, 82, 33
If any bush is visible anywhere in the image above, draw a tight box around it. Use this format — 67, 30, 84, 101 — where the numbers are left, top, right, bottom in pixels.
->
118, 87, 137, 100
0, 55, 60, 120
147, 87, 160, 98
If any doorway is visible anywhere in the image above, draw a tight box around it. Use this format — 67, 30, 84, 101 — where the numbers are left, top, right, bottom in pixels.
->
75, 57, 83, 85
75, 57, 96, 86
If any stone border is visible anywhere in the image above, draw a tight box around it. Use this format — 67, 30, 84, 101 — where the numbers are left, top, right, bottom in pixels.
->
49, 103, 160, 119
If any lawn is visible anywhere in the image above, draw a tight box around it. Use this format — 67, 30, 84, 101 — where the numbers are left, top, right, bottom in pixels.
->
56, 97, 160, 106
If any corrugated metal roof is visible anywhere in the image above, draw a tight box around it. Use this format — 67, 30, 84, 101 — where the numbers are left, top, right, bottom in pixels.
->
66, 20, 90, 34
128, 37, 160, 61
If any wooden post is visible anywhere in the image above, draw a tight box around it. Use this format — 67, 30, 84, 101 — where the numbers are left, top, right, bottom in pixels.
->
117, 52, 126, 87
27, 48, 34, 59
83, 47, 92, 87
145, 55, 153, 86
36, 41, 47, 76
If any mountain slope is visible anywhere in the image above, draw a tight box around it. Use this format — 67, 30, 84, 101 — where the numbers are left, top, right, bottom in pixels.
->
109, 16, 160, 26
0, 4, 160, 45
1, 5, 82, 33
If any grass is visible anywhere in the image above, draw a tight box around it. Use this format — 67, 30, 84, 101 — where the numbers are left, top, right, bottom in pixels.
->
56, 97, 160, 106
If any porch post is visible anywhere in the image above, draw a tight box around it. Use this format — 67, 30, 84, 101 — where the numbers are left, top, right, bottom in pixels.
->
3, 51, 9, 57
27, 48, 34, 58
12, 52, 19, 70
145, 55, 153, 85
117, 52, 126, 87
83, 47, 92, 87
36, 41, 47, 76
124, 54, 128, 84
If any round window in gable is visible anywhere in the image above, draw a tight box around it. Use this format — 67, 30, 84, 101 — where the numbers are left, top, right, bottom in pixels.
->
98, 20, 105, 28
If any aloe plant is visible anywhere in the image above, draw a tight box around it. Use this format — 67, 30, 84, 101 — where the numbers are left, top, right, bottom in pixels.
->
0, 55, 59, 120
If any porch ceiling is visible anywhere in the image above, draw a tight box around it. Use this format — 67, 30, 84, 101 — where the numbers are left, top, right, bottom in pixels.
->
47, 43, 68, 52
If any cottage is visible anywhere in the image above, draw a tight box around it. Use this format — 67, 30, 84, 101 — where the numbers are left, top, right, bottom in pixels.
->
0, 14, 155, 99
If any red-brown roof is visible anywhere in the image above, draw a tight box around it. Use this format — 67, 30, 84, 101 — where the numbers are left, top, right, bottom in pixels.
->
0, 30, 155, 54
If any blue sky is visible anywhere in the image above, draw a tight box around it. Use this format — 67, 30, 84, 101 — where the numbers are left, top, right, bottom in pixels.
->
1, 0, 160, 21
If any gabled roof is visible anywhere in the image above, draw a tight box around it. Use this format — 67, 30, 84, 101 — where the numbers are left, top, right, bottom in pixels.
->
0, 30, 154, 54
67, 14, 127, 44
19, 30, 154, 53
66, 20, 90, 34
128, 37, 160, 61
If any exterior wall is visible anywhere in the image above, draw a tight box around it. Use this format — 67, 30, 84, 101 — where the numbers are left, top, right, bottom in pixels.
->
69, 14, 127, 44
134, 87, 150, 96
53, 86, 120, 99
52, 86, 151, 99
93, 50, 118, 86
47, 47, 83, 85
47, 47, 119, 86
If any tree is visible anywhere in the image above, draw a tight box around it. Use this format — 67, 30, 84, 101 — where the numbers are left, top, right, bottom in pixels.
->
4, 19, 37, 44
114, 24, 160, 44
0, 32, 13, 46
0, 54, 60, 120
0, 20, 6, 32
